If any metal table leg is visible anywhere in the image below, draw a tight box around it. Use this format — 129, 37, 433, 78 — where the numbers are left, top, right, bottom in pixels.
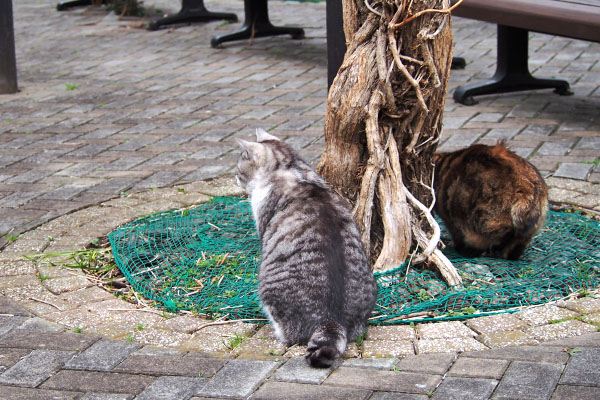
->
0, 0, 18, 94
148, 0, 237, 31
211, 0, 304, 48
453, 25, 572, 105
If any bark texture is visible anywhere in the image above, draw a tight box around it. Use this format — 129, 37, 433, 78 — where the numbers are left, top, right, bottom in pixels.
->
318, 0, 461, 285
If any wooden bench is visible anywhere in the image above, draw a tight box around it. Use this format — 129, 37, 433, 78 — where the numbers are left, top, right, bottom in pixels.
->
451, 0, 600, 104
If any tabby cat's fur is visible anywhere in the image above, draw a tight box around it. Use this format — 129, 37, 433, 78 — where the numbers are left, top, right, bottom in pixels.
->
433, 142, 548, 260
236, 129, 377, 368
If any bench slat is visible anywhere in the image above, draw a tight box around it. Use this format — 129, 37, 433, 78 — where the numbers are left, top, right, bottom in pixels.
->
452, 0, 600, 42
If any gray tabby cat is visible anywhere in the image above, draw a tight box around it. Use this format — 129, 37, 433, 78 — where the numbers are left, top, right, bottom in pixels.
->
236, 129, 377, 368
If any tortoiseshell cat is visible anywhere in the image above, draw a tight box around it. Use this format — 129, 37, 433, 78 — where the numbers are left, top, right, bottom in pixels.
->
236, 129, 377, 368
433, 142, 548, 260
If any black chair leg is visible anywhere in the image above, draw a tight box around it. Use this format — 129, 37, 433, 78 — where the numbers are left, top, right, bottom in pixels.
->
57, 0, 104, 11
451, 57, 466, 70
148, 0, 237, 31
211, 0, 304, 48
453, 25, 573, 105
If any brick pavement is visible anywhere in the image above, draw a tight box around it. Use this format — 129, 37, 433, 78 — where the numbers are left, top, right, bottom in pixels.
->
1, 0, 599, 398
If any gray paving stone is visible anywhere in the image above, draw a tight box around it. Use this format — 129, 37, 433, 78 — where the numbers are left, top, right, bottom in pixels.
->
0, 349, 76, 387
0, 315, 27, 335
324, 367, 441, 394
39, 185, 89, 201
536, 142, 573, 156
88, 178, 138, 193
136, 376, 206, 400
0, 385, 83, 400
575, 137, 600, 150
551, 385, 600, 400
68, 144, 113, 157
432, 377, 497, 400
273, 356, 334, 384
0, 191, 40, 207
199, 359, 279, 398
471, 113, 505, 122
554, 163, 593, 180
189, 146, 231, 160
493, 361, 564, 400
484, 128, 519, 140
134, 171, 186, 189
6, 168, 55, 184
183, 165, 229, 181
0, 330, 100, 352
463, 345, 569, 363
250, 381, 372, 400
448, 357, 509, 379
368, 393, 428, 400
39, 370, 155, 395
342, 357, 398, 370
439, 133, 481, 148
560, 347, 600, 386
0, 296, 32, 316
541, 332, 600, 348
113, 353, 226, 378
0, 348, 33, 373
65, 338, 141, 371
520, 125, 556, 136
144, 152, 190, 166
15, 317, 64, 333
55, 164, 98, 177
394, 352, 457, 375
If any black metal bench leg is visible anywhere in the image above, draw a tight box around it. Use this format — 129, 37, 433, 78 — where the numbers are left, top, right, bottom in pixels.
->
148, 0, 238, 31
453, 25, 573, 105
211, 0, 305, 48
451, 57, 466, 70
57, 0, 105, 11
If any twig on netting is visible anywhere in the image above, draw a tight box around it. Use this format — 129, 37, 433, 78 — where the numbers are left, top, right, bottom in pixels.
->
191, 318, 268, 334
404, 247, 419, 283
473, 279, 496, 286
131, 289, 152, 308
217, 253, 230, 266
131, 264, 161, 277
208, 222, 221, 231
391, 0, 465, 29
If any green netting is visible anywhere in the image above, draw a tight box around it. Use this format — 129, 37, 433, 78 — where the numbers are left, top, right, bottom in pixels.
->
108, 196, 600, 323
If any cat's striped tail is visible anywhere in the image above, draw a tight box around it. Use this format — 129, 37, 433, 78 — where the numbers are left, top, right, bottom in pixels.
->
305, 320, 347, 368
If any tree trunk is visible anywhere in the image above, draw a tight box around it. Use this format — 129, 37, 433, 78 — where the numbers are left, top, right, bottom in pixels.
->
318, 0, 461, 286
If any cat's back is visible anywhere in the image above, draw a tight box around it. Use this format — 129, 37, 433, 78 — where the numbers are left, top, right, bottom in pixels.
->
434, 143, 548, 259
434, 143, 546, 205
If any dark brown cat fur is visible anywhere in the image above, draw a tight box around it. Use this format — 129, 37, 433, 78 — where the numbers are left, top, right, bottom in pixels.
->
433, 142, 548, 260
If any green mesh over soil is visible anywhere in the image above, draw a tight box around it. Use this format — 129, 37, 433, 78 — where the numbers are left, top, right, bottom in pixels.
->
108, 196, 600, 323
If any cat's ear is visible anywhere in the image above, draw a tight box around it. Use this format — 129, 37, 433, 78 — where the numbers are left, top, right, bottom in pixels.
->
236, 138, 252, 150
237, 138, 263, 160
256, 128, 280, 142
